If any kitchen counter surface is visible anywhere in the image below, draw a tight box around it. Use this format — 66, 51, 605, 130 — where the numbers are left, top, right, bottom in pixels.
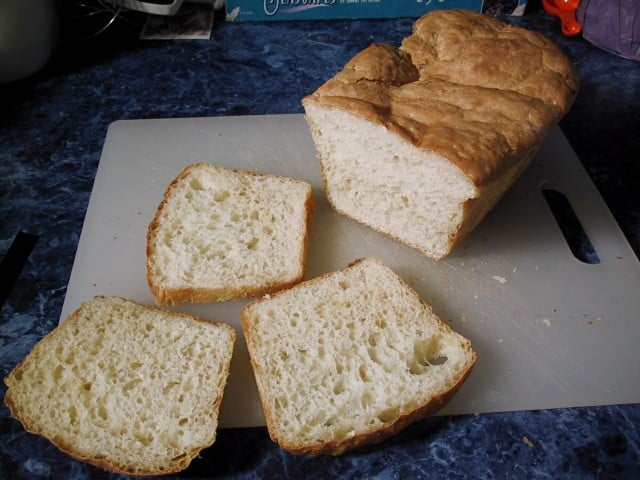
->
1, 5, 639, 479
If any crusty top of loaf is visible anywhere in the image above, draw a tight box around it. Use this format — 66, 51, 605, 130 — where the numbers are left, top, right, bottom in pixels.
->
302, 9, 579, 186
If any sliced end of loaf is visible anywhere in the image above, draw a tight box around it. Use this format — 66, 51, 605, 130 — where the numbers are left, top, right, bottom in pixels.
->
146, 163, 314, 305
242, 257, 476, 455
301, 10, 579, 260
3, 296, 236, 476
303, 103, 477, 259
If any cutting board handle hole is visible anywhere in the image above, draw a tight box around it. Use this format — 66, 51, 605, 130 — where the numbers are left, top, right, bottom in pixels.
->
542, 189, 600, 264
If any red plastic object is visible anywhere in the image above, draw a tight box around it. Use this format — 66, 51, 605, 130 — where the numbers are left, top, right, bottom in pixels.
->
542, 0, 582, 36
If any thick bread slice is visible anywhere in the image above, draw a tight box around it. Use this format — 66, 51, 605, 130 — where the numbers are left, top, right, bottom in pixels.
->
302, 9, 579, 259
146, 163, 313, 305
242, 257, 476, 455
4, 296, 235, 476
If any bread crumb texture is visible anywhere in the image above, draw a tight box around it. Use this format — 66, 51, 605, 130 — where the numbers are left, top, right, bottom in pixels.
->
146, 163, 313, 304
3, 296, 235, 476
242, 258, 476, 455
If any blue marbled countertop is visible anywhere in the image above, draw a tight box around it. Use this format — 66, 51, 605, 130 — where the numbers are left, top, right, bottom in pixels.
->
1, 5, 639, 479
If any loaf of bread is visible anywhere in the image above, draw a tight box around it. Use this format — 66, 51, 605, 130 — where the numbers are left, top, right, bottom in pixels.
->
242, 257, 476, 455
302, 9, 579, 259
4, 296, 235, 476
146, 163, 313, 305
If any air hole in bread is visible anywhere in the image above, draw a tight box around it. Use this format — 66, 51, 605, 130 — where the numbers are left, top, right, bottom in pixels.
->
183, 381, 194, 394
358, 364, 370, 382
68, 405, 78, 425
416, 337, 442, 362
323, 416, 337, 428
123, 379, 141, 391
361, 391, 374, 409
53, 365, 64, 381
409, 337, 449, 374
98, 405, 108, 421
375, 317, 388, 329
426, 355, 448, 366
308, 412, 324, 427
348, 328, 357, 342
135, 432, 153, 446
171, 452, 188, 463
88, 338, 102, 355
335, 426, 356, 441
275, 396, 289, 410
183, 344, 194, 357
377, 406, 400, 424
247, 237, 259, 250
189, 178, 203, 191
367, 346, 381, 364
214, 191, 230, 202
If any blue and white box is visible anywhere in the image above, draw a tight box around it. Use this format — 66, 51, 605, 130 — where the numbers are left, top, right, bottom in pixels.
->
224, 0, 528, 22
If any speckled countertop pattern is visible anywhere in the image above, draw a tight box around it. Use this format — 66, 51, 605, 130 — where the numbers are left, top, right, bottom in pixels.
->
1, 5, 639, 479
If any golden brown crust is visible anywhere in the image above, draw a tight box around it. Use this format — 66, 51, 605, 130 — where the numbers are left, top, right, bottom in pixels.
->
146, 164, 314, 305
279, 355, 475, 456
145, 165, 193, 304
5, 390, 206, 476
302, 9, 579, 187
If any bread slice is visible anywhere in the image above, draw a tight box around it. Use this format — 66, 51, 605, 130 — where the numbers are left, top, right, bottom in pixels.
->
241, 257, 476, 455
4, 296, 236, 476
302, 9, 579, 259
146, 163, 313, 305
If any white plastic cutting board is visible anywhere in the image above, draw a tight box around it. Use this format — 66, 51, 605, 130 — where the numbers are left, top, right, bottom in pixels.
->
61, 114, 640, 428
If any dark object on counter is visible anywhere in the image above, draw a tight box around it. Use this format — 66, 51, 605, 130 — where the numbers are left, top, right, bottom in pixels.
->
578, 0, 640, 61
0, 0, 58, 83
0, 232, 38, 308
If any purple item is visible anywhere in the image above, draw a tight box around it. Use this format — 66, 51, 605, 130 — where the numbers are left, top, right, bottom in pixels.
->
577, 0, 640, 61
